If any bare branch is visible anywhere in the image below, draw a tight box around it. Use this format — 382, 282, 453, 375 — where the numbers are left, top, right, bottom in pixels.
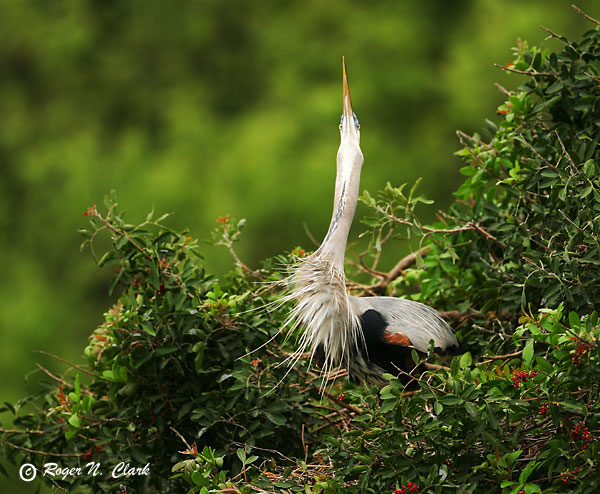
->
540, 25, 566, 40
302, 222, 320, 247
170, 426, 192, 450
33, 350, 111, 381
321, 388, 363, 414
370, 247, 431, 294
35, 363, 95, 396
476, 350, 523, 366
494, 63, 554, 77
494, 82, 511, 97
0, 428, 46, 434
572, 4, 600, 25
423, 363, 450, 372
0, 438, 83, 457
519, 138, 558, 170
555, 130, 579, 175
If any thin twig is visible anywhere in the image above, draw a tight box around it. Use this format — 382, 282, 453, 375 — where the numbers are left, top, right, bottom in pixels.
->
170, 426, 192, 450
309, 416, 345, 435
519, 139, 558, 171
494, 82, 511, 97
35, 363, 95, 396
35, 363, 69, 387
32, 350, 110, 381
345, 257, 385, 279
423, 363, 450, 372
456, 130, 491, 170
494, 63, 553, 77
302, 222, 320, 248
476, 350, 523, 366
540, 25, 566, 41
321, 388, 363, 415
0, 428, 46, 434
572, 4, 600, 25
0, 438, 83, 457
302, 424, 308, 464
555, 130, 579, 175
377, 209, 506, 248
441, 310, 484, 321
231, 442, 295, 463
440, 310, 511, 322
370, 247, 431, 294
520, 415, 553, 433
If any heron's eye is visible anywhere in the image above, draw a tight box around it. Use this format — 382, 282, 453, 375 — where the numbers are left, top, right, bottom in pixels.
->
339, 115, 344, 130
353, 113, 360, 130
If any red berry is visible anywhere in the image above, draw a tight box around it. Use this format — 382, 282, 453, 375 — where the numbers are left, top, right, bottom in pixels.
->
83, 447, 93, 461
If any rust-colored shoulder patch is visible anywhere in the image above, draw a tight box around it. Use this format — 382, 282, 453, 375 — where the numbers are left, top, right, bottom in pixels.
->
383, 332, 412, 347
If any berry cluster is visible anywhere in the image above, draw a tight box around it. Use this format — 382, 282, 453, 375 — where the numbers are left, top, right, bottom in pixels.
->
83, 444, 106, 461
559, 467, 582, 484
394, 482, 419, 494
560, 471, 572, 484
511, 370, 538, 388
539, 402, 549, 415
572, 421, 593, 450
127, 341, 143, 351
572, 340, 591, 366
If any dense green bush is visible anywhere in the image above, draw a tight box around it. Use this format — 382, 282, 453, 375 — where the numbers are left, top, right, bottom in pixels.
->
2, 13, 600, 494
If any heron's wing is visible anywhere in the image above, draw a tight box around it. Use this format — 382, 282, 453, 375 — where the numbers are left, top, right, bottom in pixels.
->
349, 295, 458, 352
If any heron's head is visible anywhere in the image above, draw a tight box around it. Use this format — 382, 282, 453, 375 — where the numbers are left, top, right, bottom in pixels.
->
338, 57, 363, 166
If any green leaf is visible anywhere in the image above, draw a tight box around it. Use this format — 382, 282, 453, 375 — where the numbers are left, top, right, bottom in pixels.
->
524, 484, 542, 494
74, 374, 81, 401
522, 340, 534, 367
156, 346, 178, 355
486, 403, 499, 429
505, 450, 522, 467
519, 461, 539, 484
459, 352, 472, 369
568, 311, 580, 329
464, 402, 478, 418
177, 401, 193, 420
68, 414, 81, 428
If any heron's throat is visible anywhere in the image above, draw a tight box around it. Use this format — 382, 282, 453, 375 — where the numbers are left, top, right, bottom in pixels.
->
317, 148, 363, 270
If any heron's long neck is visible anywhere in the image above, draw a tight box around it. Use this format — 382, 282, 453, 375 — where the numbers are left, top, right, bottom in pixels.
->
287, 143, 363, 372
317, 151, 362, 271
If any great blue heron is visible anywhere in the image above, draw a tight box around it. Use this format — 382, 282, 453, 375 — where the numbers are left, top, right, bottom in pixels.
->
287, 58, 458, 385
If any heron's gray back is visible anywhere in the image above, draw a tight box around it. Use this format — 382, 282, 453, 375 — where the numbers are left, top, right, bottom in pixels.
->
349, 295, 458, 352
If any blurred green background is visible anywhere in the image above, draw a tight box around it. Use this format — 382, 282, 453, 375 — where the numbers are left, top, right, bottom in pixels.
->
2, 0, 599, 490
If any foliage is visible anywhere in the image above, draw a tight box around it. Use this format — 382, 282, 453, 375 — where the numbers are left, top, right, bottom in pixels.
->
0, 198, 324, 492
2, 10, 600, 494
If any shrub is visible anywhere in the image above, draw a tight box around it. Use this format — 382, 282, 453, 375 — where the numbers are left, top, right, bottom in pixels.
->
2, 10, 600, 494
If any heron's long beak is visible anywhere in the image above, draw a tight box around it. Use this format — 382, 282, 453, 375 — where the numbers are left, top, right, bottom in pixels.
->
342, 56, 353, 118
